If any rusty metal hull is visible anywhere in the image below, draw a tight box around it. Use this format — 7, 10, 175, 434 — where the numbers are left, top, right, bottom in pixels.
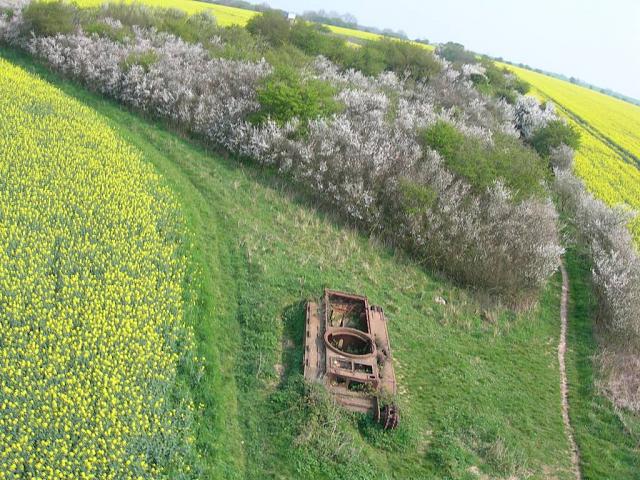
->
303, 289, 399, 427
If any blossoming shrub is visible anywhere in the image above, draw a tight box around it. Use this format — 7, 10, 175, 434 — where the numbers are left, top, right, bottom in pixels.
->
554, 164, 640, 412
513, 95, 556, 139
0, 58, 198, 479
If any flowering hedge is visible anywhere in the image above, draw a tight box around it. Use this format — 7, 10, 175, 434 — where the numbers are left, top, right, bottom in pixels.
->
552, 149, 640, 412
1, 6, 564, 302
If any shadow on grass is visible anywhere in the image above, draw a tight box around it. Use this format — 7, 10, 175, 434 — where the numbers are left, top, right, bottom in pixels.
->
280, 301, 306, 382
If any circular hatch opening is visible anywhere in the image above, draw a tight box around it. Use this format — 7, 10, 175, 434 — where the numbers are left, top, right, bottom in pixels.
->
325, 328, 375, 358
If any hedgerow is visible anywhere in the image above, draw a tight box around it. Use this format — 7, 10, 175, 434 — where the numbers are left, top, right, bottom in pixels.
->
553, 151, 640, 412
1, 1, 563, 304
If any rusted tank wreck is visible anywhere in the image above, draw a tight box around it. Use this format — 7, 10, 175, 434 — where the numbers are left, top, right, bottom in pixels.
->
303, 289, 399, 429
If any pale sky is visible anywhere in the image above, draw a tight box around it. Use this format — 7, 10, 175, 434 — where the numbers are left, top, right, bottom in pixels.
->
265, 0, 640, 100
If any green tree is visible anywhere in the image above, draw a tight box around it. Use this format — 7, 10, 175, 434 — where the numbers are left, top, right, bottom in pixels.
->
246, 9, 290, 46
357, 39, 441, 80
530, 120, 580, 156
436, 42, 476, 64
254, 66, 340, 127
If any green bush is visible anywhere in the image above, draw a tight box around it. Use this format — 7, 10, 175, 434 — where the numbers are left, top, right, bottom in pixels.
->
264, 42, 312, 73
121, 50, 159, 73
23, 0, 78, 37
436, 42, 476, 64
90, 2, 157, 29
155, 9, 218, 44
183, 11, 218, 43
397, 179, 438, 215
357, 39, 441, 80
84, 20, 129, 42
209, 25, 261, 61
82, 4, 217, 46
274, 21, 440, 81
254, 66, 341, 127
529, 120, 580, 156
246, 15, 439, 81
344, 44, 386, 76
421, 121, 465, 160
289, 21, 349, 63
246, 9, 290, 46
512, 77, 530, 95
1, 7, 14, 20
420, 121, 549, 200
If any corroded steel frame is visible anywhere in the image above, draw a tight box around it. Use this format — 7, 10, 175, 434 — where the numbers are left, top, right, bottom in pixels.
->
303, 289, 399, 428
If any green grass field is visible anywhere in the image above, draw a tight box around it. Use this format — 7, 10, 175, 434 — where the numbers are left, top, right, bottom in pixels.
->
3, 45, 638, 478
564, 252, 640, 479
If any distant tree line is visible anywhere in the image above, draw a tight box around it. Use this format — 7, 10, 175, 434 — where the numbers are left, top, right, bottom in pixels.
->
299, 9, 408, 39
202, 0, 408, 39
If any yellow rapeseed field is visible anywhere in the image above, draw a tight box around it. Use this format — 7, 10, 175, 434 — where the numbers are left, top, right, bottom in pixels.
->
506, 64, 640, 160
0, 58, 197, 479
572, 124, 640, 240
504, 64, 640, 244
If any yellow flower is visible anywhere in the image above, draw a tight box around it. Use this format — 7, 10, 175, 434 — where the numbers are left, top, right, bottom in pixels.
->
0, 58, 197, 478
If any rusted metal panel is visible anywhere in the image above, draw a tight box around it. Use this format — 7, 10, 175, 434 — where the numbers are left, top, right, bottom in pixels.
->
304, 302, 323, 381
303, 289, 399, 429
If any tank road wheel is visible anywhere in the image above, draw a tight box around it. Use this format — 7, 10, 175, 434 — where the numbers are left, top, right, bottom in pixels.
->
381, 403, 399, 429
375, 400, 399, 429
